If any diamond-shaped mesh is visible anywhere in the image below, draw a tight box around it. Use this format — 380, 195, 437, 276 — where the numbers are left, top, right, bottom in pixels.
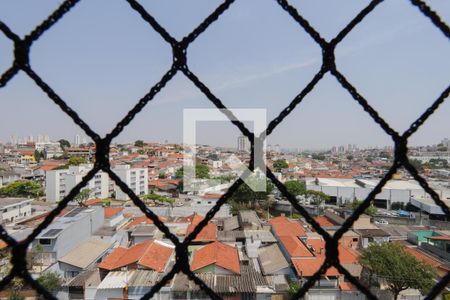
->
0, 0, 449, 299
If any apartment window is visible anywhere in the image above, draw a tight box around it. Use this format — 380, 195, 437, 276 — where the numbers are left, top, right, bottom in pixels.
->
39, 239, 51, 245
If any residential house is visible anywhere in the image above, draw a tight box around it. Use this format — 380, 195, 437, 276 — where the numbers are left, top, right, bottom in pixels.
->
32, 206, 104, 267
58, 239, 112, 278
0, 198, 32, 224
98, 240, 174, 275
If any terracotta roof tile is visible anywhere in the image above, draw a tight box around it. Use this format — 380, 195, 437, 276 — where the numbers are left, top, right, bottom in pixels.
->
191, 241, 240, 274
269, 216, 306, 237
292, 257, 339, 277
104, 207, 124, 219
314, 216, 335, 227
138, 241, 174, 272
425, 235, 450, 241
98, 240, 173, 272
185, 214, 216, 242
340, 282, 358, 291
125, 215, 168, 229
279, 236, 313, 257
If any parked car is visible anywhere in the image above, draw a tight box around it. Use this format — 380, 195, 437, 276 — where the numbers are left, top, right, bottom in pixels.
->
374, 219, 388, 225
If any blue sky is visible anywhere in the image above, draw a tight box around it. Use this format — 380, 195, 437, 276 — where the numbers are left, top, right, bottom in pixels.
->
0, 0, 449, 149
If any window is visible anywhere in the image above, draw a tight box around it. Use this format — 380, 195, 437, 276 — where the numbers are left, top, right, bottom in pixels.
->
39, 239, 51, 245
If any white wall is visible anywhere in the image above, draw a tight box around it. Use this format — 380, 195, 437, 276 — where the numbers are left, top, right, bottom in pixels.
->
1, 200, 32, 223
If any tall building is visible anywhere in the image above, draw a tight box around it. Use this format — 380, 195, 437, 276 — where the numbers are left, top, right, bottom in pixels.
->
113, 164, 148, 201
442, 138, 450, 148
274, 144, 281, 153
37, 134, 44, 143
45, 164, 110, 203
74, 134, 81, 146
237, 135, 250, 152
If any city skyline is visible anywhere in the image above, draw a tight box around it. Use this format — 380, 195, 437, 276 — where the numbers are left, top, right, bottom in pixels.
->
1, 0, 449, 148
2, 132, 449, 153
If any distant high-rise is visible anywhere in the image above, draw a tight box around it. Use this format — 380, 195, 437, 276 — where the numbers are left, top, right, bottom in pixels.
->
37, 134, 44, 143
274, 144, 280, 153
74, 134, 81, 146
442, 138, 450, 148
44, 135, 50, 143
237, 135, 250, 152
331, 146, 338, 154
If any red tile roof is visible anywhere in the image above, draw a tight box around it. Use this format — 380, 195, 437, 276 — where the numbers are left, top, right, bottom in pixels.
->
339, 282, 358, 291
85, 198, 103, 206
314, 216, 335, 227
425, 235, 450, 241
104, 207, 124, 219
292, 257, 340, 277
279, 236, 313, 257
403, 246, 450, 276
138, 241, 175, 272
185, 214, 216, 242
191, 241, 240, 274
125, 215, 168, 229
269, 216, 306, 237
98, 240, 173, 272
306, 239, 359, 264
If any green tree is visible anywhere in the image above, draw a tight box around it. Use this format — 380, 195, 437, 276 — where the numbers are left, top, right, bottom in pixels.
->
409, 159, 423, 172
230, 178, 273, 208
58, 139, 71, 149
359, 243, 436, 300
142, 190, 175, 204
36, 271, 63, 296
273, 159, 288, 171
312, 153, 326, 160
306, 190, 330, 214
346, 199, 378, 216
365, 156, 373, 163
288, 282, 300, 296
175, 165, 210, 179
74, 188, 92, 206
284, 180, 306, 197
346, 154, 354, 160
67, 156, 87, 166
134, 140, 144, 147
34, 150, 42, 163
391, 202, 405, 210
0, 181, 42, 198
158, 173, 166, 179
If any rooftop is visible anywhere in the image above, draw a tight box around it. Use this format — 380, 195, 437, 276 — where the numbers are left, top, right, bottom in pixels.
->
0, 198, 32, 208
58, 239, 111, 269
191, 241, 240, 274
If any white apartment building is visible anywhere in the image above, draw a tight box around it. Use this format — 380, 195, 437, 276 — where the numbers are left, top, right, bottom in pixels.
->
0, 198, 32, 224
45, 164, 110, 202
237, 135, 250, 152
113, 164, 148, 201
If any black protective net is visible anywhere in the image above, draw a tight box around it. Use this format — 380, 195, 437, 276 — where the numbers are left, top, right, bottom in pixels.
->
0, 0, 449, 299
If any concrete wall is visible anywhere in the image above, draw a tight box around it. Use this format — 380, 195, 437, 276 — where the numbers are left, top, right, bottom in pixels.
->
45, 169, 67, 202
1, 200, 32, 223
